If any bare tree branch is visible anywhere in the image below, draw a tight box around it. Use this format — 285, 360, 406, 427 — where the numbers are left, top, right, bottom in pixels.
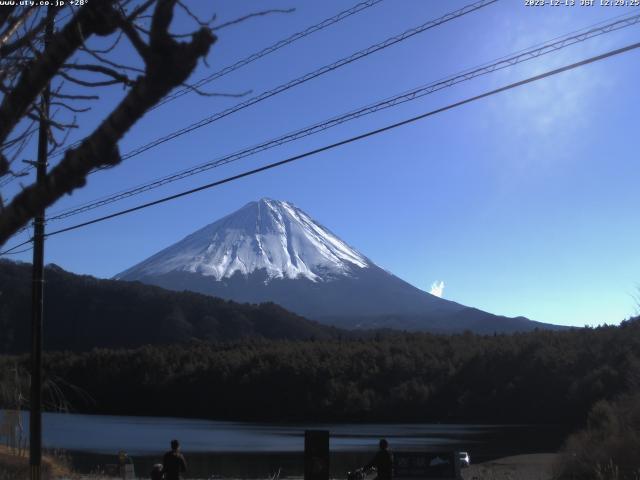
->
0, 154, 7, 178
58, 70, 124, 87
126, 0, 157, 21
79, 44, 145, 74
26, 109, 78, 131
0, 7, 34, 50
48, 119, 75, 156
177, 0, 216, 28
0, 7, 17, 31
180, 82, 251, 99
49, 101, 91, 113
115, 12, 150, 61
79, 29, 124, 55
52, 92, 99, 100
0, 0, 216, 245
0, 8, 51, 58
213, 8, 295, 31
0, 1, 121, 146
62, 64, 134, 86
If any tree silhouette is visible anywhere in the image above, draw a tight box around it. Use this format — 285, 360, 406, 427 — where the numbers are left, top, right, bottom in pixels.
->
0, 0, 218, 246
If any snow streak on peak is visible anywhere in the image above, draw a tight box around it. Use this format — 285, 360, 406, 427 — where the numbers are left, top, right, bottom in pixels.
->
117, 199, 371, 283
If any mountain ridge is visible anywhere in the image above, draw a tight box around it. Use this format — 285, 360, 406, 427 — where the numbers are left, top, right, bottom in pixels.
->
116, 198, 370, 283
0, 259, 342, 354
116, 198, 563, 333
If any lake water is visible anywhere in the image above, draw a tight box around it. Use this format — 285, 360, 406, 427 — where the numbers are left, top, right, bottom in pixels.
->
3, 411, 568, 478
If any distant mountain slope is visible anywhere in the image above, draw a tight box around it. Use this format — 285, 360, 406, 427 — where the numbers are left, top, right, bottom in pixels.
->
117, 198, 563, 333
0, 260, 341, 354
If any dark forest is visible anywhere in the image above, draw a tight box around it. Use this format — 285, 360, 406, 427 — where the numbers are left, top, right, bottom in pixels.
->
2, 319, 638, 425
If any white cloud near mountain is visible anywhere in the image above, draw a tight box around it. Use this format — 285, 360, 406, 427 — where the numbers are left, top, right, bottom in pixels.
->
430, 280, 445, 298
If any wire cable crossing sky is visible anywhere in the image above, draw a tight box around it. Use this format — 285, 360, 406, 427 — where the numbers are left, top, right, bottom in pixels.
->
152, 0, 387, 109
0, 0, 387, 186
43, 11, 640, 224
2, 1, 639, 327
92, 0, 499, 167
25, 40, 640, 244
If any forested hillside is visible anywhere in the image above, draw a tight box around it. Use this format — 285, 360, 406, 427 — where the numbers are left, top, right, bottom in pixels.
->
0, 260, 340, 353
2, 319, 638, 425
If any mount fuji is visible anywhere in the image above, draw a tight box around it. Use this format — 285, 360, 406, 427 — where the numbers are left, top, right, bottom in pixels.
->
116, 199, 559, 333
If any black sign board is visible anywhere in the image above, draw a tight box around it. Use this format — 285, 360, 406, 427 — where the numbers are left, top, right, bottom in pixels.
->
394, 452, 458, 479
304, 430, 330, 480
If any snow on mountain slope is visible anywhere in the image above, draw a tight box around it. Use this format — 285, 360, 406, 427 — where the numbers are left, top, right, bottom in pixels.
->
115, 198, 559, 333
115, 198, 370, 283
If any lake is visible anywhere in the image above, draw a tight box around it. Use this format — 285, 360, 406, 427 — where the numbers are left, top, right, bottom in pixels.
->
4, 411, 569, 478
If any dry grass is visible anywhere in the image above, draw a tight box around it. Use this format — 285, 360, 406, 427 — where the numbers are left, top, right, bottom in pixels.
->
0, 444, 74, 479
461, 453, 559, 480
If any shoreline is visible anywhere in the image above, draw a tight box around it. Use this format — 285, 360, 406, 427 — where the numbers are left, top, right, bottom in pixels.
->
2, 443, 560, 480
462, 453, 559, 480
70, 454, 561, 480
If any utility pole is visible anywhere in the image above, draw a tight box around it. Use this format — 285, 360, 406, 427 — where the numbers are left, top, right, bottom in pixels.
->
30, 9, 53, 480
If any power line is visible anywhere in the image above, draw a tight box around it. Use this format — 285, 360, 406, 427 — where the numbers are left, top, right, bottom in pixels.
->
0, 0, 386, 187
51, 0, 389, 157
2, 245, 33, 255
40, 40, 640, 240
45, 11, 640, 223
7, 5, 636, 197
0, 238, 33, 256
22, 0, 497, 218
94, 0, 498, 166
0, 166, 31, 188
153, 0, 386, 110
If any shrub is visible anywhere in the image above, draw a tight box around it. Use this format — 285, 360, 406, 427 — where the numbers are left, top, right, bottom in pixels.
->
556, 392, 640, 479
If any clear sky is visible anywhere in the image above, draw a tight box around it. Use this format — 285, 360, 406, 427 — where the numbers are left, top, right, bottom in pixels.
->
4, 0, 640, 327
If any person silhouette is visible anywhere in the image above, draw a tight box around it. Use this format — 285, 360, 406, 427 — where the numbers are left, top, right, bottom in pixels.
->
365, 439, 393, 480
162, 439, 187, 480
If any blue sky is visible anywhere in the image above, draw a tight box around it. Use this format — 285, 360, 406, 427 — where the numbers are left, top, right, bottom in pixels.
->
4, 0, 640, 327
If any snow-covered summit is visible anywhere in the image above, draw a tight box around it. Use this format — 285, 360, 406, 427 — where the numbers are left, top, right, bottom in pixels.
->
116, 198, 371, 282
